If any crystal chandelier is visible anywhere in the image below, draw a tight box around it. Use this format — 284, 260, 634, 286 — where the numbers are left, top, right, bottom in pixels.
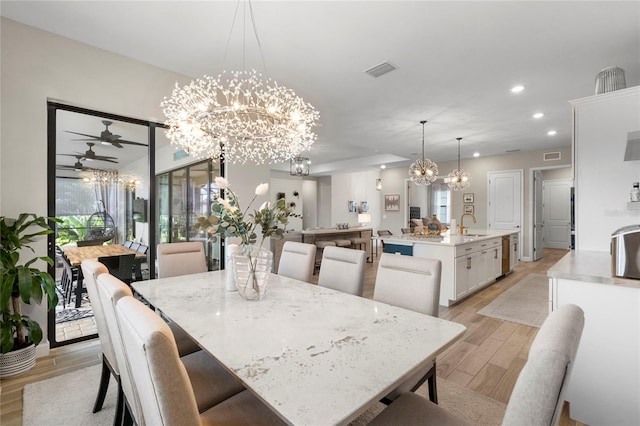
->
408, 120, 438, 185
447, 137, 472, 191
161, 2, 319, 165
290, 156, 310, 176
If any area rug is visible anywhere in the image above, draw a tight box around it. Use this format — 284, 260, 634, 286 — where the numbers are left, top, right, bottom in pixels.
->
24, 364, 505, 426
23, 364, 116, 426
55, 307, 94, 324
477, 273, 549, 327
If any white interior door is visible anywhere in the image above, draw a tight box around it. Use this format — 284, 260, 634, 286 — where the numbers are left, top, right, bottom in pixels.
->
488, 170, 523, 231
488, 169, 523, 259
543, 179, 572, 249
533, 170, 544, 261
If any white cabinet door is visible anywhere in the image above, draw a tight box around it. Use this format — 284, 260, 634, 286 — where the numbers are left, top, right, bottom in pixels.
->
491, 246, 502, 279
510, 234, 519, 271
471, 251, 490, 291
454, 256, 470, 299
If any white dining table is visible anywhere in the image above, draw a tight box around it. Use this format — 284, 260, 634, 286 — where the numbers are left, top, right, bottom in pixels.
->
131, 271, 466, 425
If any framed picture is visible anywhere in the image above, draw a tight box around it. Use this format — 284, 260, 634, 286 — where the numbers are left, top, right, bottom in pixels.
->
348, 200, 358, 213
360, 201, 369, 213
384, 194, 400, 211
277, 192, 286, 200
464, 204, 474, 214
463, 193, 474, 203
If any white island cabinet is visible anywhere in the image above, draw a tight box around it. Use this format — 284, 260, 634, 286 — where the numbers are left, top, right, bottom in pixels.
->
382, 231, 517, 306
548, 251, 640, 426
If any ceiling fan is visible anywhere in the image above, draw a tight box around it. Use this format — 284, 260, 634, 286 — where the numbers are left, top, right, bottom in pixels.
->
56, 155, 100, 172
65, 120, 148, 148
59, 143, 119, 164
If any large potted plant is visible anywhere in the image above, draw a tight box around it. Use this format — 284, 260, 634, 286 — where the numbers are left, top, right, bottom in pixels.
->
0, 213, 59, 377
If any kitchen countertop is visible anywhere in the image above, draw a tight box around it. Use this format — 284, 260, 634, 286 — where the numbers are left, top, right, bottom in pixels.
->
547, 250, 640, 289
380, 229, 517, 247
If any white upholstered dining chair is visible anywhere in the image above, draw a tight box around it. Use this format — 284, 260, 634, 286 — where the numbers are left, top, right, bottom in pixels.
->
369, 303, 585, 426
373, 253, 442, 404
81, 260, 123, 424
277, 241, 316, 283
115, 295, 286, 426
96, 273, 245, 425
317, 246, 366, 296
156, 242, 207, 278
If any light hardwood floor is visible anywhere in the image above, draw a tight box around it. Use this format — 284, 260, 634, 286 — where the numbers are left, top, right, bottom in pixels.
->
1, 248, 581, 425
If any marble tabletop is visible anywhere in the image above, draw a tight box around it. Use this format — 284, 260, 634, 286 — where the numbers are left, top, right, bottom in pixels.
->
547, 250, 640, 289
132, 272, 466, 425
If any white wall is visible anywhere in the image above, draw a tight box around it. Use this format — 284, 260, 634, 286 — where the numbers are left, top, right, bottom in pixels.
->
302, 179, 318, 229
0, 18, 265, 356
330, 170, 381, 231
269, 175, 304, 232
317, 176, 332, 228
572, 87, 640, 252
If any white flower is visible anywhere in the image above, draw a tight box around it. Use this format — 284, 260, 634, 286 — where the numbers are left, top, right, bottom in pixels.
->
218, 197, 232, 210
215, 176, 229, 189
255, 183, 269, 196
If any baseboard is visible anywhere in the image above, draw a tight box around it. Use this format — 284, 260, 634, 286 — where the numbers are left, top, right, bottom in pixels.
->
35, 341, 50, 358
521, 256, 532, 262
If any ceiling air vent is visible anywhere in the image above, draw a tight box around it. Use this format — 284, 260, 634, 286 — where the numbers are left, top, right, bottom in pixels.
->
364, 61, 397, 78
544, 151, 561, 161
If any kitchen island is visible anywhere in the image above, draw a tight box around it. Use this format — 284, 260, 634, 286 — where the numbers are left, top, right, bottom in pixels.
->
548, 250, 640, 426
381, 230, 519, 306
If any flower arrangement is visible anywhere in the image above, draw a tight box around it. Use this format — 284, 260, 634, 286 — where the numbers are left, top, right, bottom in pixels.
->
194, 177, 298, 249
194, 177, 298, 299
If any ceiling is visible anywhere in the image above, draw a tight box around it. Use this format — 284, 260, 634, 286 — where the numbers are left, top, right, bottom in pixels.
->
3, 1, 639, 175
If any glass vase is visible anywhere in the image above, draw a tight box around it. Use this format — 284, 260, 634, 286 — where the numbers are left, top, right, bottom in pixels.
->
232, 245, 273, 301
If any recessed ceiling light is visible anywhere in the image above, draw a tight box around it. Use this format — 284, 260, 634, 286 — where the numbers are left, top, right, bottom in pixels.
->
533, 112, 544, 119
473, 152, 480, 157
547, 130, 557, 136
380, 165, 386, 169
511, 85, 525, 93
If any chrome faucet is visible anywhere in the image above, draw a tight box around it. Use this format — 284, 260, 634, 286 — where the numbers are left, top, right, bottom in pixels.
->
459, 213, 477, 234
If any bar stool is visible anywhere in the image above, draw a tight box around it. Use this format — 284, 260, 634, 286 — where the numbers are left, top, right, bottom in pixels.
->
350, 237, 367, 251
315, 241, 337, 274
334, 239, 352, 248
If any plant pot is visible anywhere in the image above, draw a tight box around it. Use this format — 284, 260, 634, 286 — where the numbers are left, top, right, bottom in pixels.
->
232, 246, 273, 301
0, 343, 36, 378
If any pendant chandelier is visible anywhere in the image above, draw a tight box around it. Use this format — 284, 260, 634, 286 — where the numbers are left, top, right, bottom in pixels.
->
161, 1, 319, 165
447, 137, 472, 191
290, 156, 310, 176
408, 120, 438, 185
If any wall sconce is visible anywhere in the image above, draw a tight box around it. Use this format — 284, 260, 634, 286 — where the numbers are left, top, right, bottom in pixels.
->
376, 178, 382, 191
290, 156, 310, 176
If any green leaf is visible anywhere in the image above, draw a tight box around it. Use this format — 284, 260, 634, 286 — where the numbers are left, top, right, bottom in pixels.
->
1, 322, 15, 354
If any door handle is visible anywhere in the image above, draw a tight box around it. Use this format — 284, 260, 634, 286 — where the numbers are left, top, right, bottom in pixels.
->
467, 257, 471, 269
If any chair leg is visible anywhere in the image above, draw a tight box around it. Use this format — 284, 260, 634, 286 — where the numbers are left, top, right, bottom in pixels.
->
93, 358, 111, 413
114, 380, 124, 426
427, 369, 438, 404
122, 401, 134, 426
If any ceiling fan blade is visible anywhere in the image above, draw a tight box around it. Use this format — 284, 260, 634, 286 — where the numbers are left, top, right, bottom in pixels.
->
93, 155, 118, 160
96, 158, 119, 164
71, 138, 101, 142
103, 140, 123, 148
112, 139, 148, 147
65, 130, 101, 139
